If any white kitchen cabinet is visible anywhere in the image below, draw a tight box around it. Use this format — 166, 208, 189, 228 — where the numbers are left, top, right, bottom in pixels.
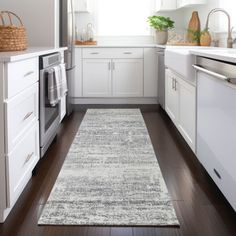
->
165, 69, 179, 124
0, 57, 40, 223
74, 0, 91, 12
60, 95, 66, 122
156, 0, 177, 12
83, 59, 112, 97
112, 59, 143, 97
177, 0, 206, 8
165, 69, 196, 151
144, 48, 158, 97
177, 76, 196, 150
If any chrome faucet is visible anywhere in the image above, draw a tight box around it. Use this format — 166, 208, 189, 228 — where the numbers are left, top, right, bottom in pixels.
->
205, 8, 233, 48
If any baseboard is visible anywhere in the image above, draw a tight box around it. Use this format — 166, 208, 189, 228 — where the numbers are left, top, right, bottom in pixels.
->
73, 104, 160, 112
72, 97, 158, 105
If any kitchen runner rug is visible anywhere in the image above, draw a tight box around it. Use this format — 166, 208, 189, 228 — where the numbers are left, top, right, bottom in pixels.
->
38, 109, 179, 226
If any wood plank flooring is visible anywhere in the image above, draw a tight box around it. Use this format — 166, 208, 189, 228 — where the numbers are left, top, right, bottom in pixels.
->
0, 107, 235, 236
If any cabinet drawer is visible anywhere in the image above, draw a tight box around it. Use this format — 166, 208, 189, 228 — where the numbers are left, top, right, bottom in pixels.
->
5, 83, 39, 153
82, 48, 144, 59
6, 122, 39, 207
5, 57, 39, 98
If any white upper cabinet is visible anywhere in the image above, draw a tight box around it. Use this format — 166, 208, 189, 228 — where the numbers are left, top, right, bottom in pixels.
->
177, 0, 207, 8
156, 0, 177, 12
74, 0, 91, 13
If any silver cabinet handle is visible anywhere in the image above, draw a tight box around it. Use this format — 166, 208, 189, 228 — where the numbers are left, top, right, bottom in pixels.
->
90, 52, 99, 55
23, 111, 33, 121
124, 52, 132, 54
24, 71, 34, 77
193, 64, 230, 82
174, 79, 177, 91
108, 62, 111, 70
172, 78, 175, 89
23, 152, 34, 166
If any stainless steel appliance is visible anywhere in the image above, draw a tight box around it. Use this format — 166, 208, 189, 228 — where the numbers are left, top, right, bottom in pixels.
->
60, 0, 76, 115
39, 53, 62, 157
157, 48, 165, 109
193, 57, 236, 211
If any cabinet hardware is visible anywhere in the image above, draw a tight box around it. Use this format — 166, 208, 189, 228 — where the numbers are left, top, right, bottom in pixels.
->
24, 71, 34, 77
23, 152, 34, 166
172, 78, 175, 89
124, 52, 132, 54
23, 111, 33, 121
90, 52, 99, 55
174, 79, 177, 91
112, 62, 115, 70
214, 168, 222, 179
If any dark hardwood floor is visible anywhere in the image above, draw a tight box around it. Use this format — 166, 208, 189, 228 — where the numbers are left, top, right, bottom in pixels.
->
0, 107, 235, 236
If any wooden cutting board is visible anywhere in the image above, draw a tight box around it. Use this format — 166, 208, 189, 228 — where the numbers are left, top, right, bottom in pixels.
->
187, 11, 200, 44
75, 40, 97, 46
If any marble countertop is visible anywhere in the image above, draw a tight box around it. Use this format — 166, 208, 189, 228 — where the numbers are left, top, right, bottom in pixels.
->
0, 47, 67, 62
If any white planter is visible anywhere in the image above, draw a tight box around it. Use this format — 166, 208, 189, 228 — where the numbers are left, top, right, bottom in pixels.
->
156, 30, 168, 45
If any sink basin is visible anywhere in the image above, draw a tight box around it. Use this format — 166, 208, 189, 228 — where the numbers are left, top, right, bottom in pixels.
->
165, 48, 196, 83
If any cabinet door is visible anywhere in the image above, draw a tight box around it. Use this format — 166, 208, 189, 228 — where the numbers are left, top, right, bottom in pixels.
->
165, 69, 178, 124
112, 59, 143, 97
144, 48, 158, 97
177, 77, 196, 151
156, 0, 177, 11
83, 59, 112, 97
177, 0, 206, 8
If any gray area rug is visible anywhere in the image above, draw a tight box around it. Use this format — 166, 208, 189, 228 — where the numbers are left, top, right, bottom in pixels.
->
38, 109, 179, 226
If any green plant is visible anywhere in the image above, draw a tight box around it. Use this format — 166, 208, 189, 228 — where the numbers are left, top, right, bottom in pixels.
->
187, 29, 201, 43
187, 28, 210, 43
147, 16, 174, 31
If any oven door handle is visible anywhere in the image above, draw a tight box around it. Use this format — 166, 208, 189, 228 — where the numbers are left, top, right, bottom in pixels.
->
193, 64, 230, 82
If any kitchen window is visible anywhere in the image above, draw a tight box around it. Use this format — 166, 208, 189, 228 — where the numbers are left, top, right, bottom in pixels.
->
94, 0, 155, 36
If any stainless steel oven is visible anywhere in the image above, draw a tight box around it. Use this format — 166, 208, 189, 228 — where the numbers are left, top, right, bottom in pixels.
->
39, 53, 61, 157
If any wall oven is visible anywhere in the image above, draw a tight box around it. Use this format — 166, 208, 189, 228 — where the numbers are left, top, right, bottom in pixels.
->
39, 53, 61, 157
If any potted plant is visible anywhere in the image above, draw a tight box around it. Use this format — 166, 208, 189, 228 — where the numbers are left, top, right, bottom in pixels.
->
147, 15, 174, 45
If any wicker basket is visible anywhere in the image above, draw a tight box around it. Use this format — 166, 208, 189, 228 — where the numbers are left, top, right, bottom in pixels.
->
0, 11, 27, 52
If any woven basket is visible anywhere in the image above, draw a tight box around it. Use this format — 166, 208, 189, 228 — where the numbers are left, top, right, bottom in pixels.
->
0, 11, 27, 52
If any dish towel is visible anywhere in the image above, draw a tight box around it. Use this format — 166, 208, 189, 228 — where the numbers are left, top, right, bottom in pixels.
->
47, 64, 68, 106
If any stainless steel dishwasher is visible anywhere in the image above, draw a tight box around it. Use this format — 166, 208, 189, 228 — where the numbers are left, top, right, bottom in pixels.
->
193, 57, 236, 211
157, 48, 165, 109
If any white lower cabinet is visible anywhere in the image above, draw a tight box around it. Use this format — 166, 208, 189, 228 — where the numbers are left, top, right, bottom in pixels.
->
75, 47, 157, 102
165, 70, 179, 124
6, 122, 39, 207
0, 56, 40, 223
112, 59, 143, 97
83, 59, 112, 97
165, 69, 196, 152
82, 58, 144, 98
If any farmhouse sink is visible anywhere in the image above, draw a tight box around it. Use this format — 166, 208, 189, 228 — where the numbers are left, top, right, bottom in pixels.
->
165, 48, 196, 83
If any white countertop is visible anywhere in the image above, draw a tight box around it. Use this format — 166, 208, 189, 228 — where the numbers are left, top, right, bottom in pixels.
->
0, 47, 67, 62
190, 48, 236, 63
75, 44, 165, 48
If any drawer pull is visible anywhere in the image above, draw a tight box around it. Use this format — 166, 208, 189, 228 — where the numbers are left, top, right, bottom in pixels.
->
90, 52, 99, 55
214, 168, 222, 179
24, 71, 34, 77
23, 152, 34, 166
23, 111, 34, 121
124, 52, 132, 54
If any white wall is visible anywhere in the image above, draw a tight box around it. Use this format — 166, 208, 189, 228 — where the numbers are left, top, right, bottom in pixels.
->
0, 0, 59, 47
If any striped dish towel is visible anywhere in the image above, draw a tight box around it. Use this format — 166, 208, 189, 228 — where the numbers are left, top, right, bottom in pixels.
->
47, 64, 67, 106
